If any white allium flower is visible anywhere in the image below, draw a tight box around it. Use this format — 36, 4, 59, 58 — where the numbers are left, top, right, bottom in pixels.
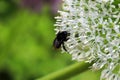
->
54, 0, 120, 80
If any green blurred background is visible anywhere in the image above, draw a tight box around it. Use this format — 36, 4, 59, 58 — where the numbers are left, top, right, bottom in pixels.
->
0, 0, 100, 80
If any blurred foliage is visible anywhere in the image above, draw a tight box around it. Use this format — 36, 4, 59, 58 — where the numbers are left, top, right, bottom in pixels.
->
0, 0, 100, 80
0, 0, 17, 20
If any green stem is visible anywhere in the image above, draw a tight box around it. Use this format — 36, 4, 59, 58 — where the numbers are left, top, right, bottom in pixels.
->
36, 62, 92, 80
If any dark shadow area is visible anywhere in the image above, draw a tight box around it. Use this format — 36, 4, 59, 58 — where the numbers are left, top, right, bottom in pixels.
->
0, 69, 13, 80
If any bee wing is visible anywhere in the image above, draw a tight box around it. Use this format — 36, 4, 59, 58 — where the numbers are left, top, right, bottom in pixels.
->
53, 39, 61, 48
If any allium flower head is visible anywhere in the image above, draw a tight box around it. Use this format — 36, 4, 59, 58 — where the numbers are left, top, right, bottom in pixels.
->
54, 0, 120, 80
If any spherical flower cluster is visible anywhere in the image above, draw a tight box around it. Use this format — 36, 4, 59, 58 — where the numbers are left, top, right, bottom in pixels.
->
54, 0, 120, 80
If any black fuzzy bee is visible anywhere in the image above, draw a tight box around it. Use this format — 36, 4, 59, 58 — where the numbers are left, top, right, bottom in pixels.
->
53, 31, 70, 52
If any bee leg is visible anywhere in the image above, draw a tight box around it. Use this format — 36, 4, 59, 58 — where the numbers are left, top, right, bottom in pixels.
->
65, 38, 69, 41
62, 42, 68, 52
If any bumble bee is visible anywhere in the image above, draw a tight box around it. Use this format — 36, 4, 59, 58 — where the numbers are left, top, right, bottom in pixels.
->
53, 31, 70, 51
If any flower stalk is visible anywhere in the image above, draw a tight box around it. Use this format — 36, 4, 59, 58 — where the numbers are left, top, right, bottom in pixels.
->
36, 62, 92, 80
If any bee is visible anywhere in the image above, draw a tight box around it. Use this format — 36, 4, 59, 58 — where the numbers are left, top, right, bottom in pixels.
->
53, 31, 70, 52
